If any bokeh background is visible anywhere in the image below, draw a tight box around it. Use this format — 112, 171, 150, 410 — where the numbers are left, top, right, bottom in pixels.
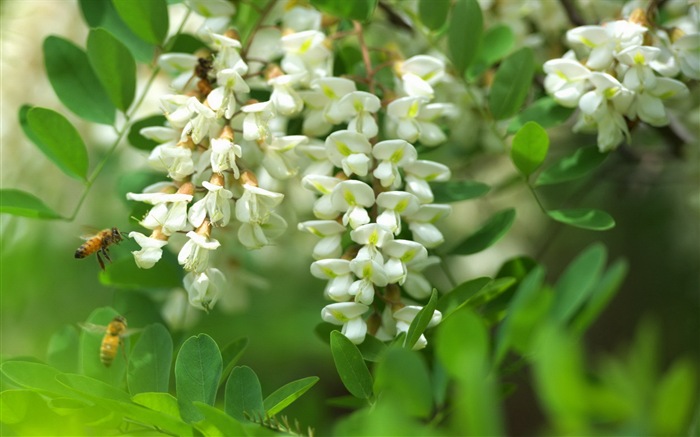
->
1, 0, 698, 434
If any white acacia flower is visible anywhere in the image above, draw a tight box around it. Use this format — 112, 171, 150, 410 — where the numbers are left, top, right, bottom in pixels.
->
673, 33, 700, 80
336, 91, 381, 138
350, 223, 394, 263
301, 175, 342, 219
311, 77, 357, 124
627, 77, 689, 126
127, 192, 193, 236
393, 306, 442, 350
148, 144, 196, 181
242, 100, 275, 143
397, 55, 446, 98
566, 21, 647, 70
387, 96, 425, 143
183, 268, 226, 312
282, 4, 322, 31
349, 258, 388, 304
403, 255, 440, 300
178, 231, 221, 273
311, 258, 354, 301
414, 102, 454, 146
207, 68, 250, 119
235, 184, 285, 224
158, 53, 199, 91
160, 94, 193, 129
330, 180, 375, 229
578, 72, 634, 151
296, 142, 334, 176
543, 58, 592, 107
280, 30, 332, 81
405, 204, 452, 248
403, 160, 451, 204
269, 72, 306, 116
321, 302, 370, 344
376, 191, 420, 235
129, 231, 168, 269
298, 220, 347, 259
210, 137, 242, 177
188, 181, 234, 228
325, 130, 372, 177
263, 135, 306, 180
210, 33, 245, 72
184, 98, 220, 144
372, 139, 418, 188
382, 240, 428, 285
617, 45, 661, 91
238, 213, 287, 249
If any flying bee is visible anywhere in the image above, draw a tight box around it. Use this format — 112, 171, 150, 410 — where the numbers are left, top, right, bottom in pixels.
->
80, 315, 137, 367
75, 227, 123, 270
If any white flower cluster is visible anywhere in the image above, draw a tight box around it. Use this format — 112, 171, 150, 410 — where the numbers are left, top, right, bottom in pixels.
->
543, 9, 697, 151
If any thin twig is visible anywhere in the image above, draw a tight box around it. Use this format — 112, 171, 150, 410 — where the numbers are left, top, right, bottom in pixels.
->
558, 0, 585, 26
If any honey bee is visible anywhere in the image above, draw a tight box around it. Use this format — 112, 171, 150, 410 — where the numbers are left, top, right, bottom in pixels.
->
80, 315, 134, 367
74, 227, 123, 270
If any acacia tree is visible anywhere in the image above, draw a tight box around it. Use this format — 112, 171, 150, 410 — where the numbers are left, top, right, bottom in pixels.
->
1, 0, 698, 435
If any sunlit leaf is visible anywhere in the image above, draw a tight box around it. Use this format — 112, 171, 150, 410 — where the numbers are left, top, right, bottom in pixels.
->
489, 47, 535, 120
79, 0, 155, 63
437, 277, 491, 316
224, 366, 265, 422
404, 290, 438, 350
26, 107, 89, 181
551, 243, 607, 324
263, 376, 320, 416
330, 331, 373, 400
507, 96, 575, 134
652, 359, 698, 435
0, 189, 62, 220
132, 392, 180, 419
43, 36, 115, 124
193, 402, 247, 436
547, 208, 615, 231
112, 0, 169, 45
310, 0, 377, 21
448, 0, 482, 76
127, 323, 173, 395
535, 145, 608, 186
468, 24, 514, 79
175, 334, 222, 422
374, 348, 432, 418
430, 180, 490, 203
87, 28, 136, 112
419, 0, 450, 31
47, 325, 79, 373
451, 209, 516, 255
511, 121, 549, 177
1, 362, 76, 398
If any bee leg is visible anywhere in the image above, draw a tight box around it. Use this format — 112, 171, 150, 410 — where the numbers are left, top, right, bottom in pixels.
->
101, 247, 113, 264
96, 252, 106, 271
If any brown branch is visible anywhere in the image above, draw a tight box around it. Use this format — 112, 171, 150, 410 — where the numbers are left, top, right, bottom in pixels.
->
558, 0, 586, 26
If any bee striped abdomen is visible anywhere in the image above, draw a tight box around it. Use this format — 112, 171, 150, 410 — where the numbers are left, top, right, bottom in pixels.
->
100, 335, 119, 367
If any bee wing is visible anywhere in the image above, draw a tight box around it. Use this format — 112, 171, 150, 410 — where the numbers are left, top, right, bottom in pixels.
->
120, 327, 143, 338
79, 225, 102, 240
79, 322, 108, 335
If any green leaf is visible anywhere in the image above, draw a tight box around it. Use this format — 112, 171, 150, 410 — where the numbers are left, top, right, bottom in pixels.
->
132, 392, 181, 419
507, 96, 575, 134
489, 47, 535, 120
224, 366, 265, 422
572, 259, 628, 334
112, 0, 169, 45
79, 307, 129, 387
0, 390, 87, 435
87, 28, 136, 112
419, 0, 450, 31
551, 243, 607, 324
330, 331, 373, 400
47, 325, 80, 373
404, 290, 438, 350
430, 180, 490, 203
451, 208, 516, 255
511, 121, 549, 177
193, 402, 247, 437
547, 208, 615, 230
652, 359, 698, 436
448, 0, 483, 76
374, 348, 432, 418
263, 376, 319, 416
468, 24, 514, 79
535, 145, 608, 186
356, 335, 387, 362
26, 107, 89, 181
497, 256, 537, 281
57, 373, 132, 403
127, 115, 167, 150
99, 251, 183, 289
437, 277, 492, 316
79, 0, 155, 63
166, 33, 208, 54
42, 36, 115, 125
0, 189, 62, 220
175, 334, 222, 423
465, 277, 517, 308
310, 0, 377, 21
436, 307, 503, 435
219, 337, 249, 387
127, 323, 173, 395
494, 267, 545, 363
1, 362, 77, 398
